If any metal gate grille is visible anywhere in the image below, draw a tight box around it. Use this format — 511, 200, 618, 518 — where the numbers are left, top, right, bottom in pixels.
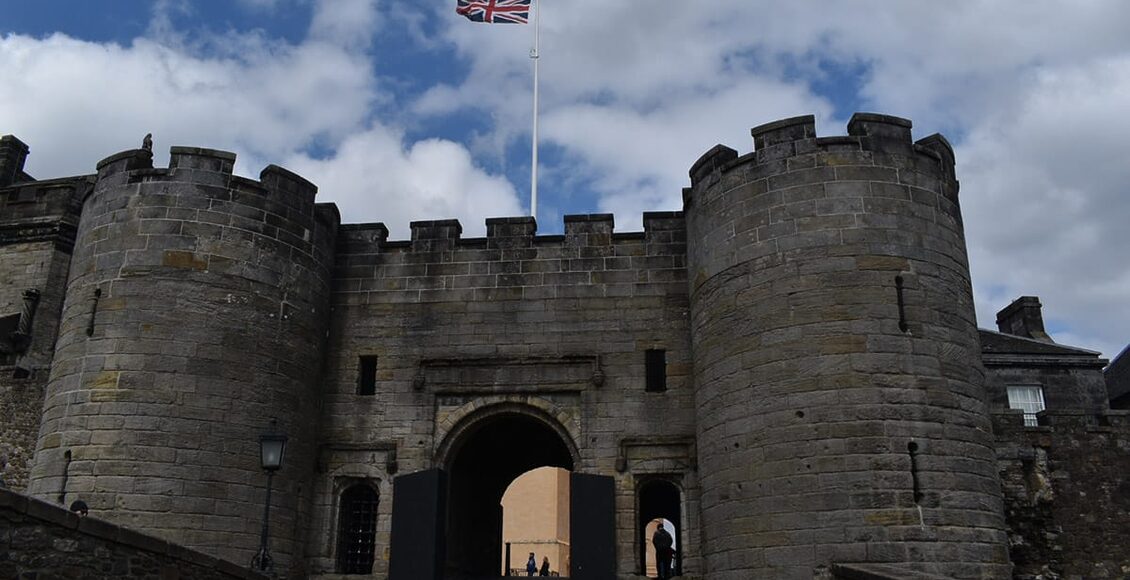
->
337, 484, 379, 574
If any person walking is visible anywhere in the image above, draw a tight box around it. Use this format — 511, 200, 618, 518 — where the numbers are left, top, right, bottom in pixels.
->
653, 521, 674, 579
526, 552, 537, 576
539, 556, 550, 576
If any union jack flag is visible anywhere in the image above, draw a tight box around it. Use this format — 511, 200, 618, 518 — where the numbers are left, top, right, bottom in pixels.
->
456, 0, 531, 24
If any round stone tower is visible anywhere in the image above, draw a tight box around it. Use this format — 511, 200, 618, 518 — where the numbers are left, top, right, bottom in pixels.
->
685, 114, 1010, 578
27, 146, 339, 572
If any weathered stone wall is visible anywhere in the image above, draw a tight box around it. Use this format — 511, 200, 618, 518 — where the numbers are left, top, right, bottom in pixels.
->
684, 114, 1009, 579
0, 487, 267, 579
0, 372, 46, 490
25, 147, 339, 576
994, 410, 1130, 579
983, 351, 1110, 416
310, 213, 700, 577
0, 176, 85, 490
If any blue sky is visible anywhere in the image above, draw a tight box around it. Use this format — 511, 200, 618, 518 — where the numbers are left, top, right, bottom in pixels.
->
2, 0, 1128, 360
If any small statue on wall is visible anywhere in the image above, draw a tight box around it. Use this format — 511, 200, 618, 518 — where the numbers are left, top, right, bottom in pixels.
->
142, 133, 153, 152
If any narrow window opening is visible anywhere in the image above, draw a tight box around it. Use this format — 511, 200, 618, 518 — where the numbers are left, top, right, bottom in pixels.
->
336, 484, 379, 574
358, 355, 378, 396
86, 288, 102, 337
1007, 386, 1046, 427
895, 275, 909, 333
907, 441, 922, 504
59, 449, 73, 504
645, 349, 667, 392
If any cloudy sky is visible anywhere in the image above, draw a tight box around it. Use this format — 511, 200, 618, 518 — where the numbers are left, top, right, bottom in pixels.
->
1, 0, 1127, 359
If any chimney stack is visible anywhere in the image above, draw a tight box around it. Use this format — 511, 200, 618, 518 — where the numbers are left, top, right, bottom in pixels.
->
0, 135, 31, 187
996, 296, 1053, 342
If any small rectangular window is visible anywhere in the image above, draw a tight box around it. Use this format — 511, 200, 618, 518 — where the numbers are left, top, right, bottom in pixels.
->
645, 349, 667, 392
358, 355, 378, 396
1007, 385, 1045, 427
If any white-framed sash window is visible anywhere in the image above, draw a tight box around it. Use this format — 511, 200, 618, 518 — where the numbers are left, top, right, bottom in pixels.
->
1007, 385, 1046, 427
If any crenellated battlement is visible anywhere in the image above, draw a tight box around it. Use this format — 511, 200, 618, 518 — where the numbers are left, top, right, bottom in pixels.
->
687, 113, 958, 207
332, 212, 687, 306
684, 113, 964, 243
62, 144, 342, 305
337, 212, 685, 253
94, 146, 320, 218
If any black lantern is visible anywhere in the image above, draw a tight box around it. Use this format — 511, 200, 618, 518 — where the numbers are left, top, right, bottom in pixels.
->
252, 419, 288, 572
259, 424, 288, 472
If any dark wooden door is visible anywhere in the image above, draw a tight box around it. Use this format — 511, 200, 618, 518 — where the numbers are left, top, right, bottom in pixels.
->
389, 469, 447, 580
570, 472, 616, 580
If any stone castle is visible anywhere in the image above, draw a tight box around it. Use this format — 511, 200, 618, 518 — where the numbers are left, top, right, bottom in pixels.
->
1, 113, 1127, 579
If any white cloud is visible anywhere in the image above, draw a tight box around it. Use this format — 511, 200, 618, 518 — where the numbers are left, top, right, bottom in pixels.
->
0, 30, 375, 176
0, 0, 518, 241
959, 55, 1130, 358
542, 79, 836, 230
284, 123, 522, 239
237, 0, 284, 9
309, 0, 381, 50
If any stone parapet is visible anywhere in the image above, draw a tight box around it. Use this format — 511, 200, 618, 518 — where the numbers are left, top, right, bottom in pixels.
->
0, 176, 90, 251
330, 214, 687, 307
0, 487, 267, 579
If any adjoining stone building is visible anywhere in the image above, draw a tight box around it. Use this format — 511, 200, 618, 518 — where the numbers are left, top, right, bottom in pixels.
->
0, 115, 1127, 579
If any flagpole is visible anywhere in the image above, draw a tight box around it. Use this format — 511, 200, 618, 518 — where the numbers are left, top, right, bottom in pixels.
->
530, 0, 540, 220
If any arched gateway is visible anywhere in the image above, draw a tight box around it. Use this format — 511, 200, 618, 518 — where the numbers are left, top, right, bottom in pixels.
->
388, 404, 614, 580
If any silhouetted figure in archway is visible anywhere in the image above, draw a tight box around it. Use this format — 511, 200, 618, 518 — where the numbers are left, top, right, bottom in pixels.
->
653, 521, 674, 579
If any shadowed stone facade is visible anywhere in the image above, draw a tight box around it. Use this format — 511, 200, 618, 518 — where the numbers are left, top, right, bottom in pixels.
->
0, 115, 1126, 580
0, 487, 269, 580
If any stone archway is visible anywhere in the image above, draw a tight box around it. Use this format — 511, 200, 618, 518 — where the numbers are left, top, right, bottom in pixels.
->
439, 405, 578, 578
434, 396, 582, 467
638, 478, 682, 577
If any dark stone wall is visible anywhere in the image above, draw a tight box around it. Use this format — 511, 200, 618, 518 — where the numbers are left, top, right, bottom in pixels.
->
684, 114, 1009, 579
0, 487, 266, 579
985, 363, 1110, 416
994, 410, 1130, 579
0, 177, 86, 490
311, 212, 700, 576
0, 374, 45, 491
25, 147, 339, 576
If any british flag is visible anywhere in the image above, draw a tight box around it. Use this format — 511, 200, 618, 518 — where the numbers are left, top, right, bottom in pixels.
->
456, 0, 531, 24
